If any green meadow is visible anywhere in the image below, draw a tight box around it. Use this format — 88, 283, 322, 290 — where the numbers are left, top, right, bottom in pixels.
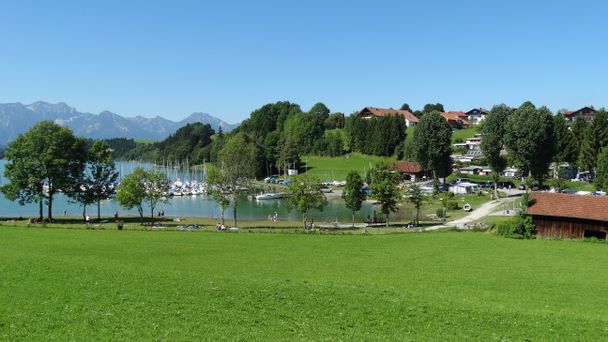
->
1, 228, 607, 340
303, 153, 390, 180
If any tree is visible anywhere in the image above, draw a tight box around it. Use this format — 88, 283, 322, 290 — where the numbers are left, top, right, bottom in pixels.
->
87, 141, 119, 220
481, 104, 511, 198
423, 103, 444, 114
578, 110, 608, 171
218, 133, 258, 227
408, 185, 425, 226
411, 111, 453, 182
115, 167, 147, 224
142, 169, 170, 227
553, 114, 577, 178
571, 116, 588, 167
400, 103, 412, 112
207, 165, 231, 226
342, 171, 365, 226
368, 164, 400, 227
504, 103, 556, 185
309, 102, 331, 118
595, 148, 608, 191
287, 174, 328, 229
0, 121, 87, 221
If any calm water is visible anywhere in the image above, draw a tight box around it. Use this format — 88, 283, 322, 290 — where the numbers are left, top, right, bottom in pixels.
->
0, 160, 389, 222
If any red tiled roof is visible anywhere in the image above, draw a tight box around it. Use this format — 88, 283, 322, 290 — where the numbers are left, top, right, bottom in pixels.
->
390, 161, 422, 173
527, 192, 608, 222
360, 107, 419, 123
444, 111, 468, 118
441, 112, 460, 121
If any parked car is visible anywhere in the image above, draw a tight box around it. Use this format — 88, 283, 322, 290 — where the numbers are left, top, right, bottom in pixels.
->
562, 188, 577, 194
496, 181, 515, 189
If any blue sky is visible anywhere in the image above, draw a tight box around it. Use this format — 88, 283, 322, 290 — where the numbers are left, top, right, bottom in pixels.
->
1, 1, 606, 123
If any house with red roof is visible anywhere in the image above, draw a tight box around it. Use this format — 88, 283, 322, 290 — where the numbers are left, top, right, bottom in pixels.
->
441, 112, 470, 129
358, 107, 419, 127
527, 192, 608, 239
389, 161, 429, 182
563, 107, 596, 122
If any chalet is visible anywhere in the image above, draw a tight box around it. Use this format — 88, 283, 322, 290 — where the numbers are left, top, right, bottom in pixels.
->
466, 108, 489, 124
358, 107, 419, 127
527, 192, 608, 240
563, 107, 596, 122
441, 112, 470, 129
389, 161, 428, 182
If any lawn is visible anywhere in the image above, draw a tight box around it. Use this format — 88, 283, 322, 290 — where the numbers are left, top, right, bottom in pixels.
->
302, 153, 391, 181
451, 126, 479, 144
1, 228, 607, 340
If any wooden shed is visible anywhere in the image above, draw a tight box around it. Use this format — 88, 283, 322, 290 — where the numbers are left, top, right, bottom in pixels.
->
527, 192, 608, 240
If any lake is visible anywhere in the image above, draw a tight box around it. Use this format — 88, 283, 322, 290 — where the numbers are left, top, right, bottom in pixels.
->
0, 160, 394, 222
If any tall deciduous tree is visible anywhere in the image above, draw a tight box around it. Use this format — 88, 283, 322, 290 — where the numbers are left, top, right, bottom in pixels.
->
481, 104, 511, 198
142, 169, 170, 227
504, 103, 556, 185
0, 121, 87, 221
408, 185, 425, 227
218, 133, 258, 227
411, 111, 453, 182
88, 141, 119, 220
115, 167, 147, 224
287, 174, 328, 229
207, 165, 230, 226
369, 164, 400, 227
342, 171, 365, 226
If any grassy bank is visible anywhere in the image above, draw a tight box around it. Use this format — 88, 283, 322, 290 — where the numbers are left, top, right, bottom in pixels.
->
1, 228, 607, 340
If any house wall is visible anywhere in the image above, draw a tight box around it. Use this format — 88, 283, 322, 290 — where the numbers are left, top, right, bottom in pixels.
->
532, 215, 608, 239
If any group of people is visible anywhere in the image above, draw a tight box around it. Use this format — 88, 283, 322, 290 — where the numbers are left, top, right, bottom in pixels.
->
268, 211, 279, 222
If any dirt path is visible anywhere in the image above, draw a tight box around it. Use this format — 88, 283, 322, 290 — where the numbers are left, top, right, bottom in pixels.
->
424, 196, 519, 231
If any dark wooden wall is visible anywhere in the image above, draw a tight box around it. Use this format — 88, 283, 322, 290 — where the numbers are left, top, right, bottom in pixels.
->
532, 215, 608, 239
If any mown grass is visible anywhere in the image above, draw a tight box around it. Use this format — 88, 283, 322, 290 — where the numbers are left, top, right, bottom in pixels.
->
451, 126, 479, 144
303, 153, 391, 180
1, 228, 607, 340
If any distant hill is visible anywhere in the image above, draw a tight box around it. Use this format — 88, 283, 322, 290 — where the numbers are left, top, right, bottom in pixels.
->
0, 101, 238, 144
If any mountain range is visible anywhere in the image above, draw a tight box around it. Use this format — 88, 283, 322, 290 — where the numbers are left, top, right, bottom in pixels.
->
0, 101, 238, 144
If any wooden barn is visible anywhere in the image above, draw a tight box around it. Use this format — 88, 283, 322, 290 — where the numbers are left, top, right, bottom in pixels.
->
527, 192, 608, 240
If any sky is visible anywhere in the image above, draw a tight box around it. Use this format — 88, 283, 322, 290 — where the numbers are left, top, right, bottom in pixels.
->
1, 0, 607, 123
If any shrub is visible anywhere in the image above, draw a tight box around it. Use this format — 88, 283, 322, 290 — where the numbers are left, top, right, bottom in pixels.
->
495, 215, 534, 239
116, 221, 124, 230
446, 201, 459, 210
436, 208, 446, 220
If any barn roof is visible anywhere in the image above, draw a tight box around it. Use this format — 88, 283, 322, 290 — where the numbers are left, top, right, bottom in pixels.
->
390, 161, 422, 174
527, 192, 608, 222
360, 107, 419, 123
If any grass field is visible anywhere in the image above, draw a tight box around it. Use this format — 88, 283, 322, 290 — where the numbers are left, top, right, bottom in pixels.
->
451, 126, 479, 144
1, 228, 607, 340
303, 153, 391, 181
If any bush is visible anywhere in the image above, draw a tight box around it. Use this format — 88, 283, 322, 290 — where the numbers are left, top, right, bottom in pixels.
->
495, 215, 534, 239
116, 221, 124, 230
436, 208, 446, 220
446, 201, 459, 210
